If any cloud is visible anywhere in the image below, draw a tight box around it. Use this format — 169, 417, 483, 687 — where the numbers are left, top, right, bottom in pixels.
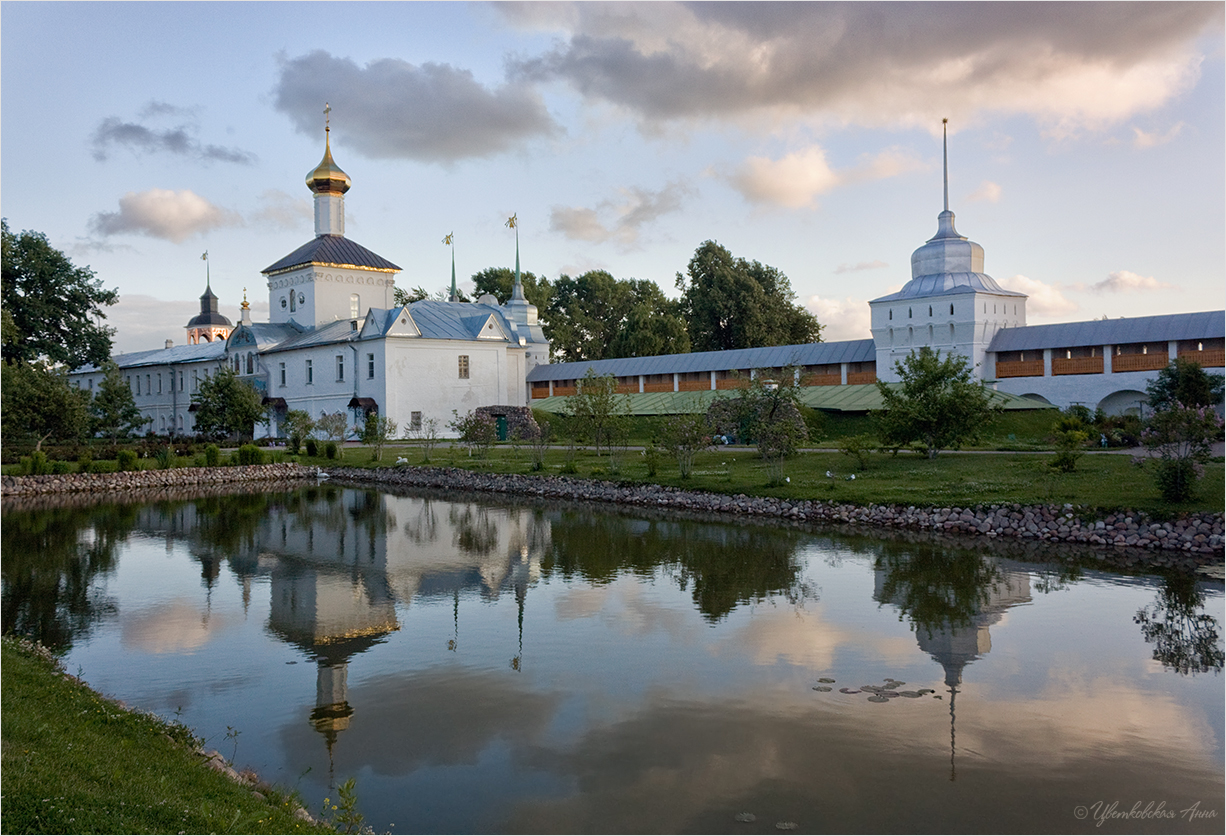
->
250, 189, 312, 231
967, 180, 1003, 203
1131, 122, 1186, 148
999, 274, 1078, 316
1089, 270, 1176, 293
728, 146, 921, 208
273, 50, 559, 163
550, 181, 690, 246
805, 295, 873, 342
89, 189, 243, 243
91, 103, 256, 164
507, 2, 1220, 136
833, 260, 888, 275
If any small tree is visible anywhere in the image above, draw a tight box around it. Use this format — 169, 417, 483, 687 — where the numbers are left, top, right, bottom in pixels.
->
874, 348, 1000, 459
662, 412, 711, 479
567, 370, 629, 463
315, 412, 350, 451
1141, 402, 1222, 502
90, 360, 147, 442
1049, 409, 1091, 473
281, 409, 315, 454
529, 419, 553, 471
449, 410, 497, 459
192, 367, 266, 442
1146, 357, 1225, 411
707, 371, 808, 483
404, 416, 442, 462
361, 412, 398, 461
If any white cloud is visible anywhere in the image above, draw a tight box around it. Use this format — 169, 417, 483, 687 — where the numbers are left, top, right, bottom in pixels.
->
250, 189, 312, 231
728, 146, 919, 208
1131, 122, 1186, 149
968, 180, 1003, 203
1089, 270, 1176, 293
550, 181, 691, 247
1000, 274, 1078, 316
90, 189, 242, 243
805, 295, 873, 342
834, 260, 888, 275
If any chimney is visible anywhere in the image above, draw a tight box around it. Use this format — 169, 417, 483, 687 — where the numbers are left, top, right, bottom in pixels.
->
165, 339, 174, 349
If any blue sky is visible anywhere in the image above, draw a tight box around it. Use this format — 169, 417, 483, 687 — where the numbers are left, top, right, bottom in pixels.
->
2, 1, 1222, 354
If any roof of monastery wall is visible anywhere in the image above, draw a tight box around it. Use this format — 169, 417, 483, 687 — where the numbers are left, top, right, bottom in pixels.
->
988, 310, 1224, 352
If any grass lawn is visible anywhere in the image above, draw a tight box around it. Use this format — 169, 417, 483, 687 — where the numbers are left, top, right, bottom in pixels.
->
329, 442, 1224, 518
0, 637, 333, 835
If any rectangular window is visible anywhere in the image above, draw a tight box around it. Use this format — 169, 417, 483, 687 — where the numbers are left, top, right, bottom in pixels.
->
410, 411, 422, 431
193, 371, 199, 392
136, 376, 141, 396
458, 355, 469, 379
367, 353, 375, 379
306, 359, 313, 385
336, 355, 344, 381
279, 362, 286, 387
178, 371, 184, 392
158, 373, 162, 394
146, 375, 151, 395
88, 378, 94, 391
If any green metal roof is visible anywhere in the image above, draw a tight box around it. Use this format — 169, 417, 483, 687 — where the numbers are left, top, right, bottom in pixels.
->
531, 384, 1054, 415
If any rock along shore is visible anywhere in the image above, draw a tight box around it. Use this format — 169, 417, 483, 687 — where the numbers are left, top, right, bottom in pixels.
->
3, 462, 1221, 566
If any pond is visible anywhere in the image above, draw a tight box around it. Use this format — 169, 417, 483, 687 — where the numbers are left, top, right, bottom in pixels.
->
2, 483, 1223, 834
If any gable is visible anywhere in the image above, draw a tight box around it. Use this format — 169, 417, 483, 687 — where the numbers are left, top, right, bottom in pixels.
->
465, 313, 510, 341
385, 306, 421, 338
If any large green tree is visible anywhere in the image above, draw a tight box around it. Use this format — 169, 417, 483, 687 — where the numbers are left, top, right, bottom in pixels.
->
191, 367, 266, 442
676, 241, 822, 352
546, 270, 689, 363
470, 267, 552, 310
1, 220, 119, 368
874, 348, 1000, 459
0, 361, 91, 450
1145, 357, 1224, 411
90, 361, 148, 442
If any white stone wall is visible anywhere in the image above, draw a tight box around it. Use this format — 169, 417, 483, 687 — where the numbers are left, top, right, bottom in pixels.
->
267, 264, 395, 328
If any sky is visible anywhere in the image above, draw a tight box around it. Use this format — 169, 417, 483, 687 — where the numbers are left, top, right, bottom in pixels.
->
2, 1, 1223, 355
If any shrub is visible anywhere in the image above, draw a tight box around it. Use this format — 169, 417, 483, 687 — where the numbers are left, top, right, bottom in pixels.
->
1049, 411, 1090, 473
839, 434, 875, 471
76, 452, 93, 474
116, 449, 139, 472
193, 454, 207, 467
155, 445, 175, 469
236, 444, 264, 466
1141, 403, 1222, 502
204, 444, 221, 467
305, 438, 319, 457
325, 441, 339, 460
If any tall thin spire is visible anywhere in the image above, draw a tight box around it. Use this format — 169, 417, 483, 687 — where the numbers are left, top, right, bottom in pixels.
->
507, 213, 525, 301
444, 232, 457, 302
942, 118, 949, 213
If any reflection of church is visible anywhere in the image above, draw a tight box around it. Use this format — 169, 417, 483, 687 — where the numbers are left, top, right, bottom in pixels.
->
874, 556, 1032, 780
152, 489, 550, 781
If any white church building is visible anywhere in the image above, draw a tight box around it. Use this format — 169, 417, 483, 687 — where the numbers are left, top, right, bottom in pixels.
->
71, 121, 550, 439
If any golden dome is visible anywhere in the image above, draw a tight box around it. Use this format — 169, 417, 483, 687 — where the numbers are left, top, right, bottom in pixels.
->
306, 129, 351, 195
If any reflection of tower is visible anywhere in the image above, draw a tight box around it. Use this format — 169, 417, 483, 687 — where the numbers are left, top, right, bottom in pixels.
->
310, 658, 354, 787
874, 559, 1031, 781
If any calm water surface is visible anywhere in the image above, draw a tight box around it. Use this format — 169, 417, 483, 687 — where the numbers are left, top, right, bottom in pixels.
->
3, 484, 1223, 834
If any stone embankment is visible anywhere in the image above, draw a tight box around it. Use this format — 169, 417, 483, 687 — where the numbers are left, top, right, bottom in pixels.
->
0, 463, 317, 498
325, 465, 1225, 562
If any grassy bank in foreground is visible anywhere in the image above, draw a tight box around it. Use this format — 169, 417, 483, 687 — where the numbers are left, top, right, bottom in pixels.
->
322, 445, 1224, 518
0, 637, 332, 835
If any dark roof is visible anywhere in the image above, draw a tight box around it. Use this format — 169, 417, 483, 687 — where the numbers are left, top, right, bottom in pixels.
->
988, 311, 1225, 353
186, 310, 233, 327
262, 234, 401, 274
527, 339, 875, 382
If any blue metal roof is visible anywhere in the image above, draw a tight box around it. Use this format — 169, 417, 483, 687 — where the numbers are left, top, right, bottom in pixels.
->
74, 340, 228, 373
262, 234, 401, 274
873, 272, 1027, 302
526, 339, 875, 382
988, 310, 1225, 352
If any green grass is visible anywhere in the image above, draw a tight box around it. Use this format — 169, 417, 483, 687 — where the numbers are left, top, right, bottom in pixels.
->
1, 637, 332, 835
343, 441, 1223, 518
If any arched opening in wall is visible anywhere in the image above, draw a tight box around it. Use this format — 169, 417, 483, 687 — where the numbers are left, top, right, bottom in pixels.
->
246, 353, 254, 374
908, 308, 912, 318
1098, 389, 1148, 417
928, 305, 932, 316
888, 310, 893, 321
949, 323, 955, 344
889, 328, 894, 347
950, 303, 954, 315
907, 326, 913, 344
927, 324, 934, 344
350, 293, 360, 319
1020, 393, 1053, 404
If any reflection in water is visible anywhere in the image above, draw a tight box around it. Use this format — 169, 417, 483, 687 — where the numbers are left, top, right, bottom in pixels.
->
873, 543, 1032, 781
3, 486, 1222, 833
1135, 572, 1225, 675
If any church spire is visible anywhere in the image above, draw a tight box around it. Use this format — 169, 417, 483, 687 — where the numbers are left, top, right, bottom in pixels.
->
444, 232, 458, 302
507, 213, 525, 302
942, 118, 949, 213
306, 103, 350, 237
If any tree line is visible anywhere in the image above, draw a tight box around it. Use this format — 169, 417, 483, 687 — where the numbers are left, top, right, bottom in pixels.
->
396, 239, 823, 362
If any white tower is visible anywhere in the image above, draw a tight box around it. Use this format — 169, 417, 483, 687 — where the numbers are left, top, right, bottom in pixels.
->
869, 120, 1027, 382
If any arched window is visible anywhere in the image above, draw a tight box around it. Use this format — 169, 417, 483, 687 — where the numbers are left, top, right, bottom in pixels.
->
888, 310, 893, 321
290, 292, 297, 313
950, 304, 954, 315
350, 294, 360, 319
246, 353, 254, 375
908, 308, 912, 318
928, 306, 932, 316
